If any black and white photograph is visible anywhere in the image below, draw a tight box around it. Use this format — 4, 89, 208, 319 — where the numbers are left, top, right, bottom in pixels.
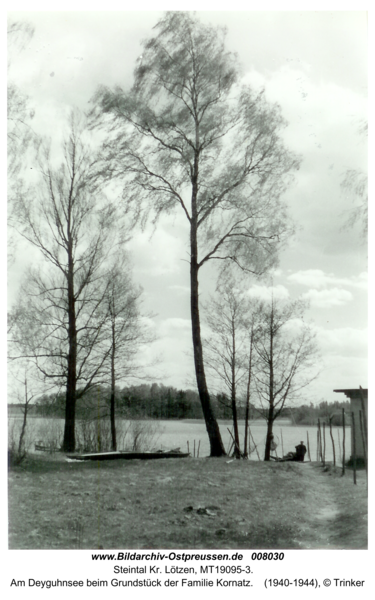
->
7, 5, 368, 579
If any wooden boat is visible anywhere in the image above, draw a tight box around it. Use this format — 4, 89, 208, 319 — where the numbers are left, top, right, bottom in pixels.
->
67, 449, 190, 461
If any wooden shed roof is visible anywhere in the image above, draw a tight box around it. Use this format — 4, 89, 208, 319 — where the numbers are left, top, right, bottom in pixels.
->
334, 389, 368, 399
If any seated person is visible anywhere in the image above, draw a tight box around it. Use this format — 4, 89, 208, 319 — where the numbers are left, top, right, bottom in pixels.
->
294, 441, 307, 462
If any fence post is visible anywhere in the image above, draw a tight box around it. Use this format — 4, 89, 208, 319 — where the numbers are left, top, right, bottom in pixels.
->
341, 408, 346, 476
359, 386, 368, 448
359, 410, 367, 487
351, 411, 357, 485
306, 431, 311, 462
329, 417, 336, 466
322, 422, 326, 466
359, 387, 368, 471
280, 429, 284, 457
337, 428, 342, 463
317, 419, 323, 464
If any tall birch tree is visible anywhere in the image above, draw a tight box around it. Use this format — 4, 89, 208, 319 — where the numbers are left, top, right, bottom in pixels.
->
90, 12, 300, 456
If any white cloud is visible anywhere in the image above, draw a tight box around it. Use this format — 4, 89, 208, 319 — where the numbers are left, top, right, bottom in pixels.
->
245, 284, 290, 301
159, 318, 191, 337
129, 226, 187, 276
302, 288, 353, 308
315, 326, 367, 358
288, 269, 367, 291
314, 355, 367, 399
138, 316, 157, 330
257, 65, 367, 168
272, 268, 283, 278
282, 318, 307, 336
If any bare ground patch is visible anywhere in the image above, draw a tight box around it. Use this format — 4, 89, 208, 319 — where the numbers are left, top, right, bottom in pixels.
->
8, 455, 367, 550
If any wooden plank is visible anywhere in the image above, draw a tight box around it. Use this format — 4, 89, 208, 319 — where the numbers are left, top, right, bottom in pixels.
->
67, 451, 190, 461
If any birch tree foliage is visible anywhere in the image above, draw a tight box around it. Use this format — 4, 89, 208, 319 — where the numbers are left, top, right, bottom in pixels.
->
90, 12, 300, 273
7, 19, 38, 263
7, 19, 35, 177
341, 121, 368, 238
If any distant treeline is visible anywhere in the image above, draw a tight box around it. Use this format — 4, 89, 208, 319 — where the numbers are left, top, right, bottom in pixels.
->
34, 384, 204, 420
290, 400, 351, 426
23, 385, 351, 425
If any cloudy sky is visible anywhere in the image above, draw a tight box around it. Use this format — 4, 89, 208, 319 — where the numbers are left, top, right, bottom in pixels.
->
7, 9, 368, 405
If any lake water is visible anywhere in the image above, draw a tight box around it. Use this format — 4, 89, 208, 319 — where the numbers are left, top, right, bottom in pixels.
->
154, 419, 349, 462
8, 416, 350, 463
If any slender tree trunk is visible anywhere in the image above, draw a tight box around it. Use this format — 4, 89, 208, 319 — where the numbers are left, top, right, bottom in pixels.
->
189, 120, 225, 457
264, 407, 275, 461
190, 225, 225, 457
63, 247, 77, 452
264, 305, 274, 461
231, 391, 240, 458
18, 406, 28, 458
110, 391, 117, 451
18, 377, 30, 459
110, 340, 117, 450
63, 348, 77, 451
110, 317, 117, 451
231, 320, 241, 458
243, 327, 254, 458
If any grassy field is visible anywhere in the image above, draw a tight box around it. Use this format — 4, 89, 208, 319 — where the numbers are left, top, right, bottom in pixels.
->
8, 453, 367, 550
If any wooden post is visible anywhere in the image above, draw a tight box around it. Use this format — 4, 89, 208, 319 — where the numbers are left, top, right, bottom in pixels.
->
306, 431, 311, 462
329, 417, 336, 466
187, 441, 190, 455
337, 428, 342, 463
322, 422, 326, 466
317, 419, 323, 463
359, 411, 368, 489
341, 409, 346, 476
197, 440, 200, 458
316, 428, 319, 461
359, 386, 368, 459
351, 411, 357, 485
193, 439, 196, 458
280, 429, 284, 457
